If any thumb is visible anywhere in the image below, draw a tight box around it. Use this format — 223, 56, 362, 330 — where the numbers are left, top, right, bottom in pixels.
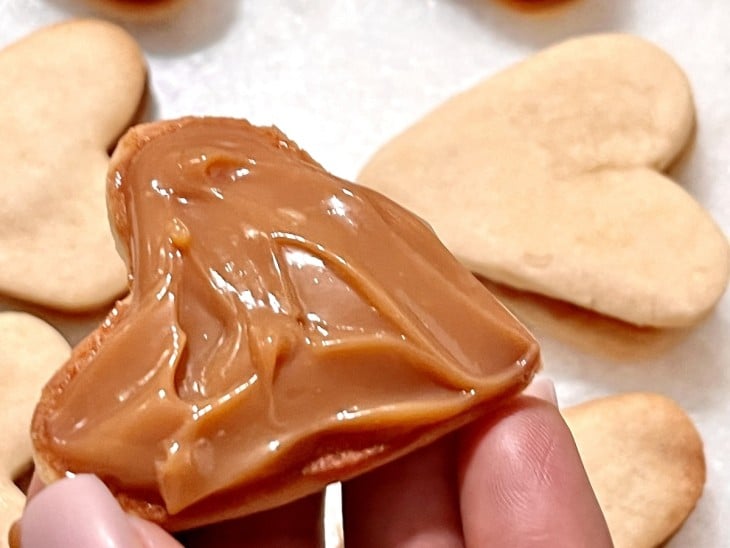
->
458, 377, 612, 547
19, 474, 180, 548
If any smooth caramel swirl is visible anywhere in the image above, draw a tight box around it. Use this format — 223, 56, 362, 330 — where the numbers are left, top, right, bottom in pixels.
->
35, 117, 539, 528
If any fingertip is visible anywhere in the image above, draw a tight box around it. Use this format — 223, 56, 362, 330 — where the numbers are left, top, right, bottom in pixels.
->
458, 397, 612, 547
343, 438, 463, 548
20, 475, 144, 548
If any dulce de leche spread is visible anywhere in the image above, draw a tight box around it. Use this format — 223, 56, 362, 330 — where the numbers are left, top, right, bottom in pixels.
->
33, 117, 540, 529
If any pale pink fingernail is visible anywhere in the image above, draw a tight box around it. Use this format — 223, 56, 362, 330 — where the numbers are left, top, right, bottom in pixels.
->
26, 472, 44, 499
20, 474, 143, 548
524, 375, 558, 406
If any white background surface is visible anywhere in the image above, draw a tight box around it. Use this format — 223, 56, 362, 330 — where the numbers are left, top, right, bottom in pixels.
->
1, 0, 728, 546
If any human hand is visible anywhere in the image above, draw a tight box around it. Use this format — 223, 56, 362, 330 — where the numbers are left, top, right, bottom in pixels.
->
16, 377, 612, 547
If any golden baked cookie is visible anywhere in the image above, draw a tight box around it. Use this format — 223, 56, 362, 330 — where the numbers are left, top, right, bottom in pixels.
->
0, 313, 70, 548
359, 34, 729, 327
565, 392, 705, 548
0, 19, 147, 312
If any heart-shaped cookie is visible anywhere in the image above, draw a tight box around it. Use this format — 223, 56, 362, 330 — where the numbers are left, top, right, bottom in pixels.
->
358, 34, 729, 327
31, 117, 540, 531
0, 19, 147, 312
0, 313, 70, 548
564, 392, 705, 548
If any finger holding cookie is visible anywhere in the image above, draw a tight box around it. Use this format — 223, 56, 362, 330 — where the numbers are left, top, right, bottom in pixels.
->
0, 5, 726, 548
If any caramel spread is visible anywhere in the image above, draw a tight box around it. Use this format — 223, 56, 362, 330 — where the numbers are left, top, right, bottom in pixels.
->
35, 117, 539, 528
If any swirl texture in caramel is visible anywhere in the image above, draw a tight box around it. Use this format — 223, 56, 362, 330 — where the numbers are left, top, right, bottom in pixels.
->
33, 117, 540, 529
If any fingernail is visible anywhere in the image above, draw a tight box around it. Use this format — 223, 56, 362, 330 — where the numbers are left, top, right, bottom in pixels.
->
524, 375, 558, 406
20, 474, 142, 548
26, 472, 45, 500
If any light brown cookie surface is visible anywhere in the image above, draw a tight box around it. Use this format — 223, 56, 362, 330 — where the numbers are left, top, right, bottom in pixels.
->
0, 19, 146, 312
358, 34, 729, 327
564, 392, 705, 548
0, 313, 71, 548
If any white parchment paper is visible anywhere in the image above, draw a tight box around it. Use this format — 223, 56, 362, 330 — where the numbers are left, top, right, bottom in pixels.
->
1, 1, 728, 546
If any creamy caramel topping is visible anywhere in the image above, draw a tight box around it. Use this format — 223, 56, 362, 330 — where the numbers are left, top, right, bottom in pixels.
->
40, 117, 539, 525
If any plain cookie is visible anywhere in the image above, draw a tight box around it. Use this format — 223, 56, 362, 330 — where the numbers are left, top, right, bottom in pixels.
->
0, 19, 147, 311
358, 34, 730, 327
564, 392, 705, 548
0, 313, 70, 548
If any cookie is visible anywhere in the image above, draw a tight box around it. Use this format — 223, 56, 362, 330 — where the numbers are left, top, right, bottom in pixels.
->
0, 313, 70, 548
564, 392, 705, 548
31, 116, 540, 531
0, 19, 147, 312
478, 278, 689, 362
358, 34, 730, 327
